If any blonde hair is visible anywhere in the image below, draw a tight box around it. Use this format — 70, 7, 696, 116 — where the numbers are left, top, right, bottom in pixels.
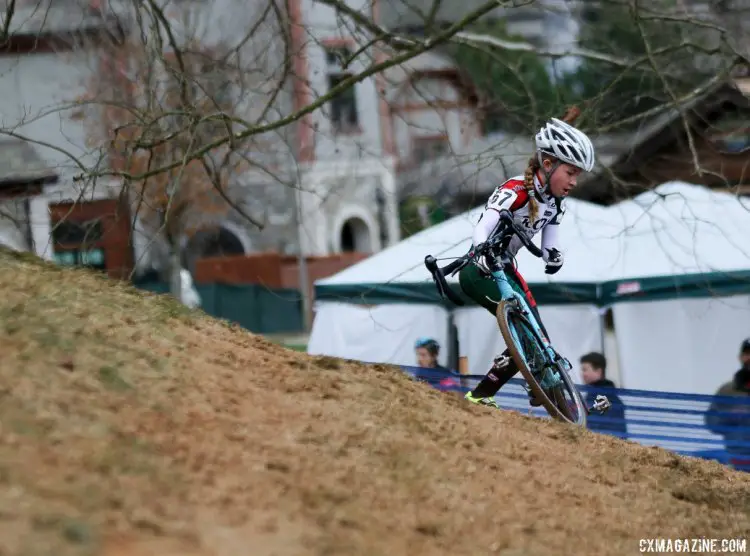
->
523, 106, 582, 222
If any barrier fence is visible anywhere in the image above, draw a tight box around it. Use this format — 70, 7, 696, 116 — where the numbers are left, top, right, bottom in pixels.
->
400, 365, 750, 473
133, 280, 304, 334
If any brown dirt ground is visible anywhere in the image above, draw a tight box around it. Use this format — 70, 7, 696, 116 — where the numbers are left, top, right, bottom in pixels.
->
0, 247, 749, 556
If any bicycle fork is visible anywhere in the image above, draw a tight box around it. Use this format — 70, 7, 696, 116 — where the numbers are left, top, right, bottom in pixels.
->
491, 269, 566, 391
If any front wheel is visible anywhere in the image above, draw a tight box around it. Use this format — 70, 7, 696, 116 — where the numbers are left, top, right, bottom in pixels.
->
496, 300, 587, 427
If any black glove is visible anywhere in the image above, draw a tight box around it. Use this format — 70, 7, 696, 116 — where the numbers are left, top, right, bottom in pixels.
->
543, 247, 563, 275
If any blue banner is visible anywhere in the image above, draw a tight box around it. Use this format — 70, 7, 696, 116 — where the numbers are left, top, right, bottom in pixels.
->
399, 364, 750, 473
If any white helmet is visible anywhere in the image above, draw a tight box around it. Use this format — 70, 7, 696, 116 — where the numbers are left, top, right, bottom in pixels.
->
535, 117, 595, 172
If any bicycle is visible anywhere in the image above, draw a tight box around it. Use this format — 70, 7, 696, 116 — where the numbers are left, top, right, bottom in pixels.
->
424, 210, 610, 426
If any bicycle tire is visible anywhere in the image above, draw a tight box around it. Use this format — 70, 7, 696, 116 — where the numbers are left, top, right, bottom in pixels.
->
496, 300, 587, 426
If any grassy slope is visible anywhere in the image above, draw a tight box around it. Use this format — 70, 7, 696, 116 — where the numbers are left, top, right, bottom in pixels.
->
1, 247, 749, 556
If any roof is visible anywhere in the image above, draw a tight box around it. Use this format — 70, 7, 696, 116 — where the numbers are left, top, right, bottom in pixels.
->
576, 79, 750, 199
0, 138, 59, 187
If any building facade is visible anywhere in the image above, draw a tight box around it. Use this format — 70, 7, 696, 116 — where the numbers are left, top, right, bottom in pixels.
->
0, 0, 485, 276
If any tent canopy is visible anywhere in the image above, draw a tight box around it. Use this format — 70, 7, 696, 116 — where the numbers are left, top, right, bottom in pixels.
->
601, 182, 750, 302
315, 182, 750, 306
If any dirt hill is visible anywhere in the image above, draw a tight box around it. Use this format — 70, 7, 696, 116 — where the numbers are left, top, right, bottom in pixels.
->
1, 247, 749, 556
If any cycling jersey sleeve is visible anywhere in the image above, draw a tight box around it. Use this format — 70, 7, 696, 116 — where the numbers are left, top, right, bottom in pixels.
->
472, 208, 500, 246
474, 181, 528, 246
541, 197, 565, 260
541, 221, 560, 260
541, 221, 565, 277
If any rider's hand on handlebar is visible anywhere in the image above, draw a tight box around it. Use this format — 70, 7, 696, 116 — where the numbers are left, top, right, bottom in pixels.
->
543, 248, 564, 275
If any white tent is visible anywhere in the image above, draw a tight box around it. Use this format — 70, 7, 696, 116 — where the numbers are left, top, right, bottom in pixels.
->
598, 182, 750, 394
309, 181, 750, 394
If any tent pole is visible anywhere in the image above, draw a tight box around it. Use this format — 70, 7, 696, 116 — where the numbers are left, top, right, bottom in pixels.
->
448, 307, 459, 372
597, 283, 606, 354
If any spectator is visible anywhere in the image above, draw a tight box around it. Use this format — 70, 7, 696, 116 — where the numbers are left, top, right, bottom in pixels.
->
413, 338, 460, 391
580, 352, 627, 438
705, 339, 750, 469
415, 338, 446, 369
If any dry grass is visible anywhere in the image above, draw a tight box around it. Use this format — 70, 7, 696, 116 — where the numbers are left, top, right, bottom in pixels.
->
0, 247, 749, 556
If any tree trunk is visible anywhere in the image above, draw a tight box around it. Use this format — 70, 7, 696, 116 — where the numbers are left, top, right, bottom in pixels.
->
169, 247, 183, 303
298, 248, 312, 332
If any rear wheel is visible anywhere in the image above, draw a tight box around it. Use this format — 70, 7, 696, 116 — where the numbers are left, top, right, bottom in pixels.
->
496, 300, 587, 426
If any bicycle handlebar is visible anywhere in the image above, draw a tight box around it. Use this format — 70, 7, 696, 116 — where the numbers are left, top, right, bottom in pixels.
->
424, 210, 543, 306
424, 254, 467, 305
483, 210, 544, 259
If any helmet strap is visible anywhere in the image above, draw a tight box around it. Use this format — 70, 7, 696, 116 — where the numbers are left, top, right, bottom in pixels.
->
536, 153, 562, 199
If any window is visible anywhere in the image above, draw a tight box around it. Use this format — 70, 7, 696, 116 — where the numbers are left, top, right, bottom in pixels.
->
54, 248, 107, 271
48, 200, 134, 279
325, 46, 350, 66
328, 74, 359, 133
52, 219, 107, 272
412, 136, 450, 164
52, 219, 103, 247
325, 45, 359, 134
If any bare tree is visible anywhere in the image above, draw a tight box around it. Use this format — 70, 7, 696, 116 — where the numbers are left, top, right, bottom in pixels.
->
76, 0, 295, 299
2, 0, 750, 312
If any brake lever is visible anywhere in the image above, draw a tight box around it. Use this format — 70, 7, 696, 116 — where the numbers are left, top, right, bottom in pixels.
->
424, 255, 466, 306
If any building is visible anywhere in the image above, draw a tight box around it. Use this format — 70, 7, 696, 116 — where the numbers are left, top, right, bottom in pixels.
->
0, 0, 486, 277
289, 0, 484, 257
0, 0, 133, 279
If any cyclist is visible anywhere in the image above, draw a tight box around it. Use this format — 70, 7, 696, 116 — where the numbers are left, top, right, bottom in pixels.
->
460, 107, 595, 409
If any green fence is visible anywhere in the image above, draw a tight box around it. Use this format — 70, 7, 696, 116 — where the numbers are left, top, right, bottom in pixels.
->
134, 280, 304, 334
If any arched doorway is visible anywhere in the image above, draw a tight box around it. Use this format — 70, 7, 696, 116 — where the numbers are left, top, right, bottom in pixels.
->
198, 227, 246, 258
339, 217, 372, 253
184, 225, 249, 272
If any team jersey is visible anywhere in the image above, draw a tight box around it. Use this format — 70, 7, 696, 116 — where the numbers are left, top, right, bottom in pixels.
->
475, 174, 564, 263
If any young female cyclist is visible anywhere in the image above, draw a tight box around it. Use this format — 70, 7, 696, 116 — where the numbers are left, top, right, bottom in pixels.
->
460, 107, 596, 409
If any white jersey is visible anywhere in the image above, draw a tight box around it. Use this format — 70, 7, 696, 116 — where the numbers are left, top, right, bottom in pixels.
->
474, 174, 564, 264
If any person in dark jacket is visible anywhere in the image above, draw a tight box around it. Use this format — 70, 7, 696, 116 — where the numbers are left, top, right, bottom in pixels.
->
412, 338, 461, 392
705, 339, 750, 468
580, 352, 627, 438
